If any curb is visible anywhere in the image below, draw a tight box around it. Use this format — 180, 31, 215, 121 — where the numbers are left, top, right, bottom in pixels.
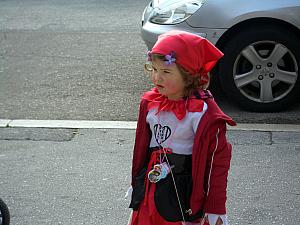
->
0, 119, 137, 129
1, 119, 300, 132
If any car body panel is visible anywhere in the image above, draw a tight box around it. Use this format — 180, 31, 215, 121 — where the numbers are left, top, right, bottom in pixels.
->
141, 0, 300, 111
141, 21, 228, 48
142, 0, 300, 49
187, 0, 300, 29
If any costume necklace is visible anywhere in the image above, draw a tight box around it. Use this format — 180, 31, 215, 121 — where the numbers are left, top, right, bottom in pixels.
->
148, 105, 188, 224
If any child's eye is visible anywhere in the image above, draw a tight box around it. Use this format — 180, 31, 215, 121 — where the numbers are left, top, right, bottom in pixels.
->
163, 70, 170, 74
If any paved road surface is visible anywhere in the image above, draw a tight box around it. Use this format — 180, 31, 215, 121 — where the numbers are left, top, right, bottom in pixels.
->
1, 126, 299, 225
1, 0, 300, 123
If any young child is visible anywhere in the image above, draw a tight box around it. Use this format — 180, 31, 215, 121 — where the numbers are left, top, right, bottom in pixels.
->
127, 30, 236, 225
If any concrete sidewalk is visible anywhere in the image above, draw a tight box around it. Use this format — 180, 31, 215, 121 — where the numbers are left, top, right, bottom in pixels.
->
0, 121, 299, 225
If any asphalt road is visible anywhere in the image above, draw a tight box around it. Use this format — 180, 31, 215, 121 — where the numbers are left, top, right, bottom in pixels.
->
0, 0, 300, 124
1, 2, 300, 225
0, 128, 299, 225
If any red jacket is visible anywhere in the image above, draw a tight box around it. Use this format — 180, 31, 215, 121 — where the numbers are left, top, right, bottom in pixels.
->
131, 94, 236, 216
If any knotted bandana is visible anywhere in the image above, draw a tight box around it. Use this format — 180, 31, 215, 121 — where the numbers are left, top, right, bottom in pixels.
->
149, 30, 224, 86
142, 88, 213, 120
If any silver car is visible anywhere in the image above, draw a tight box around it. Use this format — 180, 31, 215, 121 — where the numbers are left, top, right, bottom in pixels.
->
141, 0, 300, 112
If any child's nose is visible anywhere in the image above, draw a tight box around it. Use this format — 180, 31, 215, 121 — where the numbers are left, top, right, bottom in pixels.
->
155, 72, 163, 82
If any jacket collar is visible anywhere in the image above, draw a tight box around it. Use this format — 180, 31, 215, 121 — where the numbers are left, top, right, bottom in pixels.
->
141, 88, 211, 120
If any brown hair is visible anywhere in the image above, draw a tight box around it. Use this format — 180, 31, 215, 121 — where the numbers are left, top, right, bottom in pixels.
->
149, 54, 209, 97
177, 65, 209, 97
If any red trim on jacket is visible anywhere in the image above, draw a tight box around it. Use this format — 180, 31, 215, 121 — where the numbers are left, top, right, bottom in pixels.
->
131, 94, 236, 216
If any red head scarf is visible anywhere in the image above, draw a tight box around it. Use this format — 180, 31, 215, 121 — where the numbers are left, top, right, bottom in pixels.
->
149, 30, 224, 85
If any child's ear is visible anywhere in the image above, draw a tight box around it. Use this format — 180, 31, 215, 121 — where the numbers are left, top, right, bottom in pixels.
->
185, 75, 194, 86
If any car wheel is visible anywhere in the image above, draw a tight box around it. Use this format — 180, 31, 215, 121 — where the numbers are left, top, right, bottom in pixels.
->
0, 198, 10, 225
218, 25, 300, 112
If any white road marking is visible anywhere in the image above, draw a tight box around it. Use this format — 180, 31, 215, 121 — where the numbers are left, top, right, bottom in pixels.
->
0, 119, 300, 131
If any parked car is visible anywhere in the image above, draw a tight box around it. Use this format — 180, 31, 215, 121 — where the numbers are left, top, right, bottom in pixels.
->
141, 0, 300, 112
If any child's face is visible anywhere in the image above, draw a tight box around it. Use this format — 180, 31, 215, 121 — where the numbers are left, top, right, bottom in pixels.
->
151, 58, 185, 100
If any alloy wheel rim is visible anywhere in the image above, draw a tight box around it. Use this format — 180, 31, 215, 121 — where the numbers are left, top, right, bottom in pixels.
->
233, 41, 298, 103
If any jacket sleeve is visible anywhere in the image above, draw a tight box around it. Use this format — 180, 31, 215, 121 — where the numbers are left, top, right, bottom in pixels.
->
131, 99, 151, 186
203, 121, 232, 214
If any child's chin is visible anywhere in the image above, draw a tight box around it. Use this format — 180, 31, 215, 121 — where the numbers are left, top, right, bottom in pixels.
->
156, 88, 166, 95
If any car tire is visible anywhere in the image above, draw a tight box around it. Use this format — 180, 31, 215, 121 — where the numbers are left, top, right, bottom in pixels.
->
0, 198, 10, 225
218, 25, 300, 112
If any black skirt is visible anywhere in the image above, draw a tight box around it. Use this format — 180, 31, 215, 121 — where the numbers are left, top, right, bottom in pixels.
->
130, 148, 204, 222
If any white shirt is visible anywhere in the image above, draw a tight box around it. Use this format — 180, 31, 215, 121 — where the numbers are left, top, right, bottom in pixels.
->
146, 102, 208, 154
